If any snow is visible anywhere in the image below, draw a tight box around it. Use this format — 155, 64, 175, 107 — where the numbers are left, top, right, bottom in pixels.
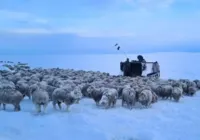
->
1, 52, 200, 140
0, 64, 12, 71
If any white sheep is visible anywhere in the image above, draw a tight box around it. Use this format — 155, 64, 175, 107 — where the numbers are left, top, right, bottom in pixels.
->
137, 89, 153, 108
170, 86, 183, 102
37, 81, 56, 101
0, 79, 15, 89
188, 86, 197, 96
16, 80, 31, 99
86, 86, 103, 106
180, 82, 188, 95
151, 91, 158, 103
121, 85, 137, 109
0, 87, 23, 111
99, 88, 118, 109
196, 81, 200, 89
80, 84, 93, 97
30, 85, 49, 113
155, 84, 173, 99
52, 87, 76, 112
193, 80, 200, 89
185, 81, 198, 96
71, 85, 83, 104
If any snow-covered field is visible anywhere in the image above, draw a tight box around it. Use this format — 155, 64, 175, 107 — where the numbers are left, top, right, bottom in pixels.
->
1, 52, 200, 79
0, 52, 200, 140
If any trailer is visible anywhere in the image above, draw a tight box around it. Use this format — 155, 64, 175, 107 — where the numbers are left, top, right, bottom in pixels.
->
120, 60, 160, 79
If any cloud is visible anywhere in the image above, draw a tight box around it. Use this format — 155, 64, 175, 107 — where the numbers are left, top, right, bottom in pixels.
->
0, 9, 48, 25
4, 28, 52, 34
2, 27, 135, 38
123, 0, 174, 9
2, 6, 200, 44
70, 6, 200, 44
76, 30, 135, 37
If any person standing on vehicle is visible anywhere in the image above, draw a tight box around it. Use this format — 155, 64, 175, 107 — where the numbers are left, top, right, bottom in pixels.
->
152, 61, 160, 74
123, 58, 131, 76
137, 55, 147, 71
147, 61, 160, 77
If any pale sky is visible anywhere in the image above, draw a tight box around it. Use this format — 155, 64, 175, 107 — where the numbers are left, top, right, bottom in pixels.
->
0, 0, 200, 54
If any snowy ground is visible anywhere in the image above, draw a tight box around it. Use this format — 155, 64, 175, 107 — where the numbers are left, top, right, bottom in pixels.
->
1, 52, 200, 140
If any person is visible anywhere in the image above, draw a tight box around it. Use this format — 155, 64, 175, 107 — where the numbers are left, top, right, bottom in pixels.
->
147, 61, 160, 77
123, 58, 131, 76
137, 55, 147, 71
152, 61, 160, 73
137, 55, 144, 62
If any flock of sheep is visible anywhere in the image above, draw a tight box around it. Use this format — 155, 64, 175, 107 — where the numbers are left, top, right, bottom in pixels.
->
0, 62, 200, 113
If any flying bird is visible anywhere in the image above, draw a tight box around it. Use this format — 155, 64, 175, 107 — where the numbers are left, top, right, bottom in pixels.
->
117, 46, 120, 50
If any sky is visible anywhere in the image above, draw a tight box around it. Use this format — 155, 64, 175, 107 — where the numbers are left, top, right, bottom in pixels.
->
0, 0, 200, 55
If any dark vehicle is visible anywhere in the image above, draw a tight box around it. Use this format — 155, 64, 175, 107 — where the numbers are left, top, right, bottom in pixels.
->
120, 57, 160, 78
